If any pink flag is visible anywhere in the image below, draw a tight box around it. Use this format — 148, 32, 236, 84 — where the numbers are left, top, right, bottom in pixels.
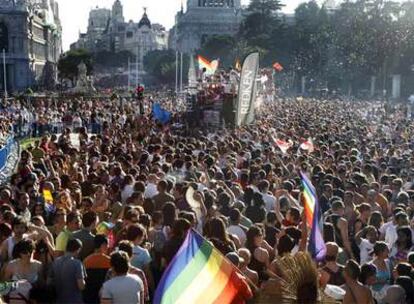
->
300, 138, 315, 153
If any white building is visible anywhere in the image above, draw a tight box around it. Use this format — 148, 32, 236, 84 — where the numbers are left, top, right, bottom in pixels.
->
0, 0, 62, 92
71, 1, 168, 74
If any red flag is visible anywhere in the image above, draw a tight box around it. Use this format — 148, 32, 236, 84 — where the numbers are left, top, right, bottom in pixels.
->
273, 62, 283, 72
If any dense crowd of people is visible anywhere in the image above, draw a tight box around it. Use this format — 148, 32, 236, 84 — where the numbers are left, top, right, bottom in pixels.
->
0, 93, 413, 304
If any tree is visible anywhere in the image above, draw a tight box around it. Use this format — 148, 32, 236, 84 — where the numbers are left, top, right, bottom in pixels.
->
93, 50, 135, 68
292, 1, 333, 88
199, 35, 236, 68
144, 50, 189, 85
239, 0, 285, 65
58, 49, 93, 82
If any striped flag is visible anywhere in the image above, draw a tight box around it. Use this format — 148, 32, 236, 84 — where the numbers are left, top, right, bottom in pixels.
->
154, 229, 252, 304
197, 55, 219, 75
300, 171, 326, 262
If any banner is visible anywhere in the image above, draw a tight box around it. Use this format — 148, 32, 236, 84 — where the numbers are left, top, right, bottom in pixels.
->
236, 52, 259, 126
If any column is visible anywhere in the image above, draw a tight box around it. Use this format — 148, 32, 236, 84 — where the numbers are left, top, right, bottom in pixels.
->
370, 76, 376, 98
301, 76, 306, 95
391, 74, 401, 100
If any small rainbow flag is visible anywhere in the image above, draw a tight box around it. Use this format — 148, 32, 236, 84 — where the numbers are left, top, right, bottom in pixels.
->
154, 229, 252, 304
197, 55, 219, 75
300, 171, 326, 261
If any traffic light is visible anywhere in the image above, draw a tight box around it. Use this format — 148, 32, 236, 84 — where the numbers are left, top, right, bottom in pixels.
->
136, 85, 144, 101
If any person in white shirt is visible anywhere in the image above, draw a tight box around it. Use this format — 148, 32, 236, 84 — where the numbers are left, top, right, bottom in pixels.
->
101, 251, 143, 304
355, 226, 378, 264
227, 209, 247, 245
258, 180, 276, 213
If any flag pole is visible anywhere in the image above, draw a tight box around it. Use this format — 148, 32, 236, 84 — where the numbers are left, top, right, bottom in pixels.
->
127, 56, 130, 91
135, 45, 139, 88
175, 11, 178, 96
3, 49, 7, 100
180, 52, 183, 94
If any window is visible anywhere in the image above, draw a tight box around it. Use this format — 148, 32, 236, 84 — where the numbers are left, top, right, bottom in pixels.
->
0, 23, 8, 52
126, 31, 133, 38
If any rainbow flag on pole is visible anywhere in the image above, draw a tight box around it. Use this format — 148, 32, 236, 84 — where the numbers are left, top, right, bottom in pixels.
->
300, 171, 326, 261
197, 55, 219, 75
154, 229, 252, 304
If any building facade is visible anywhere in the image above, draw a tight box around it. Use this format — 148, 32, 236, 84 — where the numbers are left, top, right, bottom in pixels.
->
169, 0, 243, 53
0, 0, 62, 93
71, 1, 168, 74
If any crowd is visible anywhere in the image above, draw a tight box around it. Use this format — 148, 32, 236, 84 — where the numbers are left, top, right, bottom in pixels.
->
0, 93, 413, 304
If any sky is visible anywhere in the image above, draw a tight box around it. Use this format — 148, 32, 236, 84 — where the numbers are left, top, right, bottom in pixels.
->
58, 0, 308, 51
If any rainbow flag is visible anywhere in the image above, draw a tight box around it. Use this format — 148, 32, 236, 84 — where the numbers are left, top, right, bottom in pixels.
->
197, 55, 218, 75
154, 229, 251, 304
300, 172, 326, 261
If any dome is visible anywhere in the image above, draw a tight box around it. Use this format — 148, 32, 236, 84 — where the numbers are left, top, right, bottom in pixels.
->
138, 8, 151, 29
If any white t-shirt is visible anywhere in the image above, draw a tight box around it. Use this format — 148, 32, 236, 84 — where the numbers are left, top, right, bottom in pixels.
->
121, 184, 134, 203
144, 183, 158, 199
359, 238, 374, 264
227, 225, 246, 245
101, 274, 143, 304
262, 192, 276, 213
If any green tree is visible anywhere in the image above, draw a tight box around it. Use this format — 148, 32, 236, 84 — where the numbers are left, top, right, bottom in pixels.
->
58, 49, 93, 82
199, 35, 236, 68
239, 0, 284, 65
292, 1, 333, 89
144, 50, 189, 85
94, 50, 136, 68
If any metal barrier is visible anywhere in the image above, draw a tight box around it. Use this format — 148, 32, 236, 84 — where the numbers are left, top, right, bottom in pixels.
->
0, 136, 14, 171
26, 122, 103, 137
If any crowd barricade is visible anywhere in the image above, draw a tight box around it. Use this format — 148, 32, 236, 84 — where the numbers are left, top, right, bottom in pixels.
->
0, 136, 14, 171
29, 122, 103, 137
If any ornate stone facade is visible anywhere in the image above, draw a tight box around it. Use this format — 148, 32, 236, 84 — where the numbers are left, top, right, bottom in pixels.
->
0, 0, 62, 92
70, 1, 168, 73
170, 0, 242, 53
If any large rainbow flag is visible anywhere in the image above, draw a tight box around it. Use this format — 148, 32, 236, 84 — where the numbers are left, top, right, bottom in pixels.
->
197, 55, 219, 75
154, 229, 251, 304
300, 171, 326, 261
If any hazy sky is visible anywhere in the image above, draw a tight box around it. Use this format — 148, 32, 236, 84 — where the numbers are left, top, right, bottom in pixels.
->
58, 0, 309, 51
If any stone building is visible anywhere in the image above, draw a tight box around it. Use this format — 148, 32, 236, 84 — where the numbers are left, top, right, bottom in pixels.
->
71, 0, 168, 73
169, 0, 243, 53
0, 0, 62, 92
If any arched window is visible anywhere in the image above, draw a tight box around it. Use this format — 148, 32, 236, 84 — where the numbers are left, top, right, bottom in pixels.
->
0, 23, 8, 52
